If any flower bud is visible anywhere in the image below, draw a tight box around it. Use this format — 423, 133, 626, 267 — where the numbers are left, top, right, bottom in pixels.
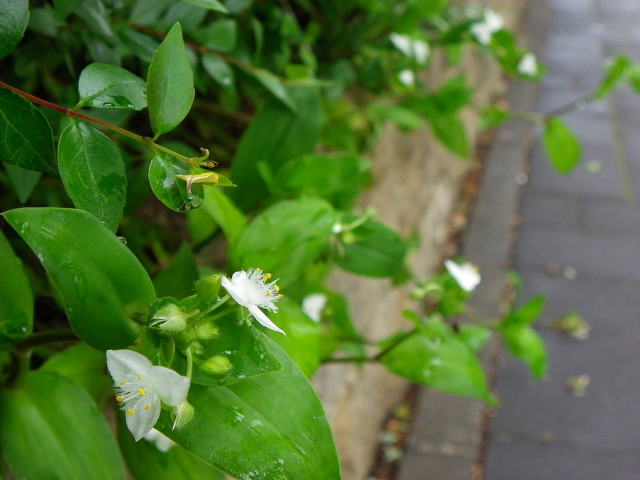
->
199, 355, 232, 378
194, 321, 220, 340
172, 400, 195, 430
195, 274, 221, 303
150, 304, 188, 332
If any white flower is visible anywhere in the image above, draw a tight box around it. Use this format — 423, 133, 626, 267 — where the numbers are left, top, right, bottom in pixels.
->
398, 69, 415, 86
517, 52, 538, 76
444, 259, 481, 292
221, 269, 285, 334
107, 350, 191, 441
302, 293, 328, 322
143, 428, 176, 452
390, 34, 430, 64
471, 9, 504, 45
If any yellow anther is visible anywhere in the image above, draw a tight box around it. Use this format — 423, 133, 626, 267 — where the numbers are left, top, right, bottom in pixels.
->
266, 290, 271, 296
119, 380, 127, 385
144, 405, 151, 411
262, 273, 272, 281
138, 388, 146, 396
137, 374, 143, 381
278, 294, 284, 298
275, 285, 280, 292
116, 396, 124, 402
127, 409, 135, 415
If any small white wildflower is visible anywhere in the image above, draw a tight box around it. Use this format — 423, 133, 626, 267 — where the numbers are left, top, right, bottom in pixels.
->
398, 69, 415, 86
412, 40, 430, 65
332, 223, 343, 234
107, 350, 191, 441
302, 293, 328, 322
390, 33, 412, 56
143, 428, 176, 452
221, 269, 285, 334
471, 9, 504, 45
444, 259, 481, 292
517, 52, 538, 76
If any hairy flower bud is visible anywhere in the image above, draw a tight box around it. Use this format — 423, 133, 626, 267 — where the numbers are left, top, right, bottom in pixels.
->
200, 355, 233, 378
195, 274, 221, 303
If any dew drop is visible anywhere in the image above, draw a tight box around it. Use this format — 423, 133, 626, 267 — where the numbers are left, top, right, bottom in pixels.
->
102, 102, 115, 108
117, 236, 127, 245
182, 441, 191, 450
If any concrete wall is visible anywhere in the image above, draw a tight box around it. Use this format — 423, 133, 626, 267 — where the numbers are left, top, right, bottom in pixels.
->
311, 2, 528, 479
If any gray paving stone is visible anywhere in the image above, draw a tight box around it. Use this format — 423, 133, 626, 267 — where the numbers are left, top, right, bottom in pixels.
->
516, 228, 640, 282
518, 191, 580, 229
579, 197, 640, 234
484, 438, 640, 480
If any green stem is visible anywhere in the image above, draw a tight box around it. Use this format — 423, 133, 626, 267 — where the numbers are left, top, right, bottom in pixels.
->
0, 81, 195, 165
185, 348, 194, 379
201, 306, 236, 323
200, 294, 231, 316
15, 329, 79, 352
323, 356, 373, 363
372, 329, 417, 361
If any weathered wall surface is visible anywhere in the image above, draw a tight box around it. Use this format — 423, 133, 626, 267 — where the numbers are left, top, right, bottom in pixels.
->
311, 2, 528, 479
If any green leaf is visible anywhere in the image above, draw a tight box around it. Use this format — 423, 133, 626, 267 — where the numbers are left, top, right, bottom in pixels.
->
181, 0, 228, 12
262, 298, 322, 377
0, 0, 29, 60
153, 242, 200, 299
498, 324, 548, 379
404, 76, 473, 118
200, 187, 247, 244
0, 228, 33, 347
479, 105, 511, 130
3, 161, 41, 203
171, 309, 282, 387
28, 7, 58, 37
512, 295, 545, 326
274, 153, 371, 208
120, 27, 161, 63
0, 371, 127, 480
457, 324, 492, 353
58, 120, 127, 232
542, 118, 581, 174
368, 103, 425, 131
149, 151, 204, 212
229, 85, 322, 210
196, 18, 236, 52
147, 22, 195, 138
3, 208, 156, 350
118, 416, 225, 480
77, 63, 147, 110
381, 322, 496, 404
0, 86, 57, 175
333, 218, 407, 278
232, 198, 337, 287
321, 291, 365, 360
52, 0, 85, 22
249, 68, 296, 110
429, 113, 470, 158
40, 344, 111, 403
157, 334, 341, 480
594, 54, 632, 99
201, 55, 235, 88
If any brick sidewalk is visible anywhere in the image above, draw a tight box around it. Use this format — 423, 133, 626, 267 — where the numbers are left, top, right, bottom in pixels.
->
484, 0, 640, 478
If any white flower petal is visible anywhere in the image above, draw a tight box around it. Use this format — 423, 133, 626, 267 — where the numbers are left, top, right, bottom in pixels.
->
412, 40, 430, 64
518, 53, 538, 76
126, 400, 161, 442
398, 69, 415, 86
151, 366, 191, 407
390, 33, 412, 56
143, 428, 175, 452
444, 259, 481, 292
106, 350, 152, 384
302, 293, 328, 322
248, 305, 286, 335
222, 275, 250, 308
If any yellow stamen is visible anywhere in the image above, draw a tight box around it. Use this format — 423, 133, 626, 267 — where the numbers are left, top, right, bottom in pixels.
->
138, 388, 146, 396
275, 285, 280, 291
266, 290, 271, 296
278, 294, 284, 298
144, 405, 151, 410
263, 273, 272, 281
137, 374, 143, 381
119, 380, 127, 385
127, 409, 135, 415
116, 396, 124, 402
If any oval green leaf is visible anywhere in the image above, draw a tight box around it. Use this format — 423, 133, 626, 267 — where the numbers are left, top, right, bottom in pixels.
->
429, 113, 470, 159
157, 334, 341, 480
232, 198, 337, 287
147, 22, 195, 138
0, 86, 57, 175
58, 120, 127, 232
149, 151, 204, 212
0, 228, 33, 347
3, 161, 41, 203
181, 0, 227, 13
542, 117, 581, 174
77, 63, 147, 110
498, 324, 548, 379
0, 371, 127, 480
333, 218, 407, 278
2, 208, 156, 350
381, 322, 496, 404
0, 0, 29, 60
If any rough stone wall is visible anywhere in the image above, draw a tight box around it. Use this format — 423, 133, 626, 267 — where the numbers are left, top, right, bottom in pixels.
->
311, 2, 528, 479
